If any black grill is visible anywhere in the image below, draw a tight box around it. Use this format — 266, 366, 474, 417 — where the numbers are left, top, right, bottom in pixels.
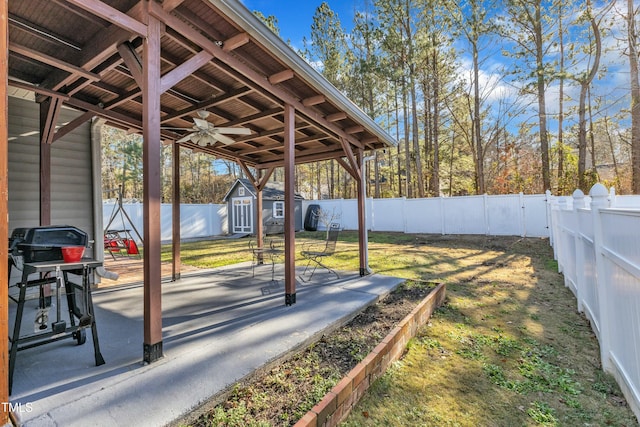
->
11, 225, 88, 263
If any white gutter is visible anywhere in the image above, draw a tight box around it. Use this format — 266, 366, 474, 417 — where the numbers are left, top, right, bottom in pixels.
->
210, 0, 396, 148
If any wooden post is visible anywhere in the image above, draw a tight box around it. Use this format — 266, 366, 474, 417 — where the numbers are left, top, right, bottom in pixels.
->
283, 103, 296, 305
1, 0, 10, 421
39, 100, 52, 226
256, 170, 264, 252
356, 149, 368, 276
142, 8, 163, 363
172, 141, 181, 281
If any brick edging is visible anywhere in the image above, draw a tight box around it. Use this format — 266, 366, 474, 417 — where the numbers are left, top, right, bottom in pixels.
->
294, 282, 447, 427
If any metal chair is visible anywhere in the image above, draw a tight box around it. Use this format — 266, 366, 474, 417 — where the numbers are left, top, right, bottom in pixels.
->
300, 223, 340, 281
249, 237, 268, 277
250, 237, 284, 281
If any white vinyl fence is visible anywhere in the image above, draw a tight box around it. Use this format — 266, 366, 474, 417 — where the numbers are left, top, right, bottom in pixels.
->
103, 193, 550, 242
549, 184, 640, 420
103, 189, 640, 419
103, 202, 227, 242
303, 193, 549, 237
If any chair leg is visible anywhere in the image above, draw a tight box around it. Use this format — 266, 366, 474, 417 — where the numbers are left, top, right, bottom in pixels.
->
304, 256, 338, 281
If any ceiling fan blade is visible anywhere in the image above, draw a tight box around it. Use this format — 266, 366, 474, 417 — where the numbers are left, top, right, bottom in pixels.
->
213, 133, 236, 145
193, 118, 210, 130
176, 133, 193, 143
213, 127, 252, 135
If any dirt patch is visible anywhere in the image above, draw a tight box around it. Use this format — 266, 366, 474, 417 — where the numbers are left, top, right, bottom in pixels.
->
175, 280, 436, 427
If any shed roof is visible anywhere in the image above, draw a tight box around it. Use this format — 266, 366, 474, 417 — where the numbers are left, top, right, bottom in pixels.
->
223, 178, 304, 202
7, 0, 395, 169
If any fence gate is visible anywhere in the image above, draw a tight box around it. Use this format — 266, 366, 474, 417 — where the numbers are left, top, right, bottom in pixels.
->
232, 197, 253, 233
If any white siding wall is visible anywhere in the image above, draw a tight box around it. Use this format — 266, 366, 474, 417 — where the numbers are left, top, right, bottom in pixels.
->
8, 96, 94, 242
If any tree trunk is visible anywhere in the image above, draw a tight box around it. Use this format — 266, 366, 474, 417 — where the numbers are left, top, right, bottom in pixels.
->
402, 76, 412, 198
557, 2, 565, 194
431, 40, 440, 196
472, 39, 484, 194
534, 1, 551, 192
577, 9, 602, 192
628, 0, 640, 193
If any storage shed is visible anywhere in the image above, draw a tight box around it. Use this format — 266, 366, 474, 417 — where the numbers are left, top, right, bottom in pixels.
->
223, 178, 303, 235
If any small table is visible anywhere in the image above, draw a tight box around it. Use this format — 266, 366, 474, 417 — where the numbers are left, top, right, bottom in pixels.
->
8, 259, 105, 393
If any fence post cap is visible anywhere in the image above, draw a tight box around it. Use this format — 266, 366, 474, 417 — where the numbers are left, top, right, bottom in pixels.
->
572, 189, 585, 198
589, 183, 608, 198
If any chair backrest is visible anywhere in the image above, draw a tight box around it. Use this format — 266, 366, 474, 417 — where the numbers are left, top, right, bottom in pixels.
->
323, 223, 340, 255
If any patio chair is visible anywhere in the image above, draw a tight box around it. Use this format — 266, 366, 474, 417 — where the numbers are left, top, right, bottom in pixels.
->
250, 237, 284, 281
300, 223, 341, 281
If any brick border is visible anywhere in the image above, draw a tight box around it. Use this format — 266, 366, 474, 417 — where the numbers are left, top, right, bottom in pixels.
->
294, 282, 447, 427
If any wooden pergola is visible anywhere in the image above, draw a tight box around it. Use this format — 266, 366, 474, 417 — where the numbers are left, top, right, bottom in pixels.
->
0, 0, 395, 417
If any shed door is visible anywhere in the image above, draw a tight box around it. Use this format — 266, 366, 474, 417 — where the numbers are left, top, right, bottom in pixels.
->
232, 197, 253, 233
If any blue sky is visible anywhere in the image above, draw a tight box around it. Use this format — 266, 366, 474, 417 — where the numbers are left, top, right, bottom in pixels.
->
239, 0, 632, 138
241, 1, 356, 50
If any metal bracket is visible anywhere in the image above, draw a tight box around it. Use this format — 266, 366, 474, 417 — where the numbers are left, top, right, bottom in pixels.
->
285, 293, 296, 306
143, 342, 163, 364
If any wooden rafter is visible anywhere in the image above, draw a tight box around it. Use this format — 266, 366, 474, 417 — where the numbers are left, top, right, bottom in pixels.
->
41, 2, 145, 92
63, 0, 147, 37
160, 50, 213, 94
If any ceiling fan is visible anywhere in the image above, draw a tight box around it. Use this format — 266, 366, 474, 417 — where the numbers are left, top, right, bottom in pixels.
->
172, 111, 251, 147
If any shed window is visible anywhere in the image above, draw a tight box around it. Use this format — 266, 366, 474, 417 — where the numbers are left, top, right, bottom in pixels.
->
273, 201, 285, 218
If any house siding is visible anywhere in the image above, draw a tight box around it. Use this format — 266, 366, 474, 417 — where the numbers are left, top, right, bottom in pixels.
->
8, 96, 95, 247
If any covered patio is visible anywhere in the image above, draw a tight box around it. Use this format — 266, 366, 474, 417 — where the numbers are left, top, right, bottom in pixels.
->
8, 263, 403, 426
1, 0, 396, 420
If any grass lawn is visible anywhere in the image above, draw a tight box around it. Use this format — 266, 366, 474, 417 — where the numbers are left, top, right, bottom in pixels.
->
168, 231, 638, 427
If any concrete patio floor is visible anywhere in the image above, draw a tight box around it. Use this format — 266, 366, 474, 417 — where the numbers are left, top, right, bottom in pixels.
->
8, 262, 404, 426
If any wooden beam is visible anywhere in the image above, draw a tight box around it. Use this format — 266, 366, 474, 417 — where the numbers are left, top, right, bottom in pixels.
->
222, 32, 250, 52
41, 2, 145, 92
160, 87, 249, 123
53, 111, 95, 142
8, 78, 69, 100
238, 160, 256, 185
257, 167, 275, 191
142, 7, 163, 364
1, 1, 10, 419
219, 107, 280, 128
345, 125, 364, 134
283, 103, 296, 305
162, 0, 187, 11
268, 69, 294, 85
302, 95, 325, 107
64, 96, 141, 128
339, 137, 361, 182
160, 50, 213, 94
257, 148, 346, 169
326, 112, 347, 122
355, 148, 367, 276
39, 100, 54, 225
172, 141, 181, 281
40, 97, 63, 145
62, 0, 147, 37
336, 157, 358, 180
117, 41, 143, 87
9, 42, 101, 82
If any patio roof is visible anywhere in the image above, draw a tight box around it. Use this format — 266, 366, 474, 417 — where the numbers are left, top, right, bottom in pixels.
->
7, 0, 394, 167
1, 1, 395, 406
